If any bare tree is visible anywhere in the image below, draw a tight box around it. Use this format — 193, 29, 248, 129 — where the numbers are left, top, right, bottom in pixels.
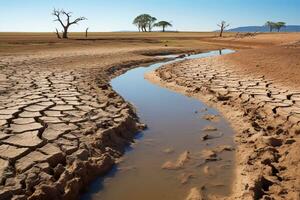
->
217, 21, 230, 37
52, 8, 87, 39
55, 28, 61, 39
85, 27, 89, 38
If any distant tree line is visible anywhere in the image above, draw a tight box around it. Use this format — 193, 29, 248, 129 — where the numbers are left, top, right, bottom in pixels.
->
51, 8, 288, 39
133, 14, 172, 32
265, 21, 286, 32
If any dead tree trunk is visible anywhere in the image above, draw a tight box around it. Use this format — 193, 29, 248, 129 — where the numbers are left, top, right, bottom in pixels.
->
218, 21, 229, 37
85, 27, 89, 38
63, 26, 69, 38
55, 28, 61, 39
52, 9, 87, 39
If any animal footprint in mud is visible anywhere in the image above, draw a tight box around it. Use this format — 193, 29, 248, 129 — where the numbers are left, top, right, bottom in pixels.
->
161, 151, 190, 170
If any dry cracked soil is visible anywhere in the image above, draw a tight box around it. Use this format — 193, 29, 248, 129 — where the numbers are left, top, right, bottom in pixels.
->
0, 44, 196, 200
152, 47, 300, 200
1, 32, 300, 200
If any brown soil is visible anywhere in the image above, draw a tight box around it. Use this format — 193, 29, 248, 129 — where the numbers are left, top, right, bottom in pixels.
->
221, 46, 300, 89
148, 32, 300, 200
1, 32, 300, 200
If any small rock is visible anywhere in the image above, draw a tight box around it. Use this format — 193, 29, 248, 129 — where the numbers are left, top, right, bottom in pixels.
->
201, 132, 223, 141
215, 145, 235, 152
163, 148, 174, 154
201, 149, 218, 161
202, 125, 218, 132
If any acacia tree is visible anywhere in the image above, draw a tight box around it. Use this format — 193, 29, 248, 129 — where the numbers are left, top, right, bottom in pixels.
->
275, 22, 286, 32
265, 21, 276, 32
133, 16, 143, 32
148, 17, 157, 32
218, 21, 229, 37
154, 21, 172, 32
52, 9, 87, 39
133, 14, 156, 32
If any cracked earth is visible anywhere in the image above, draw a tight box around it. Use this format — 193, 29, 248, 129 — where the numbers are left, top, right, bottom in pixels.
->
0, 51, 157, 200
153, 56, 300, 200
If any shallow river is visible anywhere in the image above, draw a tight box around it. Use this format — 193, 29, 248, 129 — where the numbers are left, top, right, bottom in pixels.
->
82, 49, 236, 200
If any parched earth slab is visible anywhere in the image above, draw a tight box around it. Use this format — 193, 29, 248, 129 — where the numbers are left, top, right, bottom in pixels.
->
9, 122, 43, 133
154, 56, 300, 200
0, 53, 147, 200
0, 144, 28, 160
3, 131, 43, 147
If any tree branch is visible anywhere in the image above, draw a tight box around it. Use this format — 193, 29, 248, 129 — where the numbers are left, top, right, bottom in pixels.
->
69, 17, 87, 25
52, 9, 66, 28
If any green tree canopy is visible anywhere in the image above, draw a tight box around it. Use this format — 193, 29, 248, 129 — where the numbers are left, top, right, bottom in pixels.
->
275, 22, 286, 32
154, 21, 172, 32
133, 14, 157, 32
265, 21, 276, 32
265, 21, 286, 32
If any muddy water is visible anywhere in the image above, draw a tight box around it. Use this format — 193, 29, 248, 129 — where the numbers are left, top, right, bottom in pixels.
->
82, 49, 236, 200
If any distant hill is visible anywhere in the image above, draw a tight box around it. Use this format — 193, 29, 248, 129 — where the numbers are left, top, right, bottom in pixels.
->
226, 25, 300, 32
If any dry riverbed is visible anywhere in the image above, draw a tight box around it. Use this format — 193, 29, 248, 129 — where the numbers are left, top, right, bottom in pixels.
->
148, 43, 300, 199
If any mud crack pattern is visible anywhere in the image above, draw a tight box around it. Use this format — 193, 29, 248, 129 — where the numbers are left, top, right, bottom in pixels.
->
0, 59, 142, 200
157, 57, 300, 200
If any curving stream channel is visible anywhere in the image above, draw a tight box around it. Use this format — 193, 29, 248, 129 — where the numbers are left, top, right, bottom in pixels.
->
82, 49, 236, 200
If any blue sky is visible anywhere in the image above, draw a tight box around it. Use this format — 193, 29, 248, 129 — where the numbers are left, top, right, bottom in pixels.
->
0, 0, 299, 32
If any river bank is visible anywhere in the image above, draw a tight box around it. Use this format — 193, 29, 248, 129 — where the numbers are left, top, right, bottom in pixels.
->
147, 43, 300, 199
82, 50, 236, 200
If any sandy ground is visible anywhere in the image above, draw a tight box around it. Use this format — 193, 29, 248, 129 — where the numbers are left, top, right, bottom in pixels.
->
148, 33, 300, 200
0, 32, 300, 199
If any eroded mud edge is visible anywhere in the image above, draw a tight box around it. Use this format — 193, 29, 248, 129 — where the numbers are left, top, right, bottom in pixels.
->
145, 56, 300, 200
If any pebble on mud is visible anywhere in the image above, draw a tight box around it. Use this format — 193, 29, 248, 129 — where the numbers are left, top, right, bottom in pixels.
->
201, 149, 218, 161
202, 125, 218, 132
163, 148, 174, 154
